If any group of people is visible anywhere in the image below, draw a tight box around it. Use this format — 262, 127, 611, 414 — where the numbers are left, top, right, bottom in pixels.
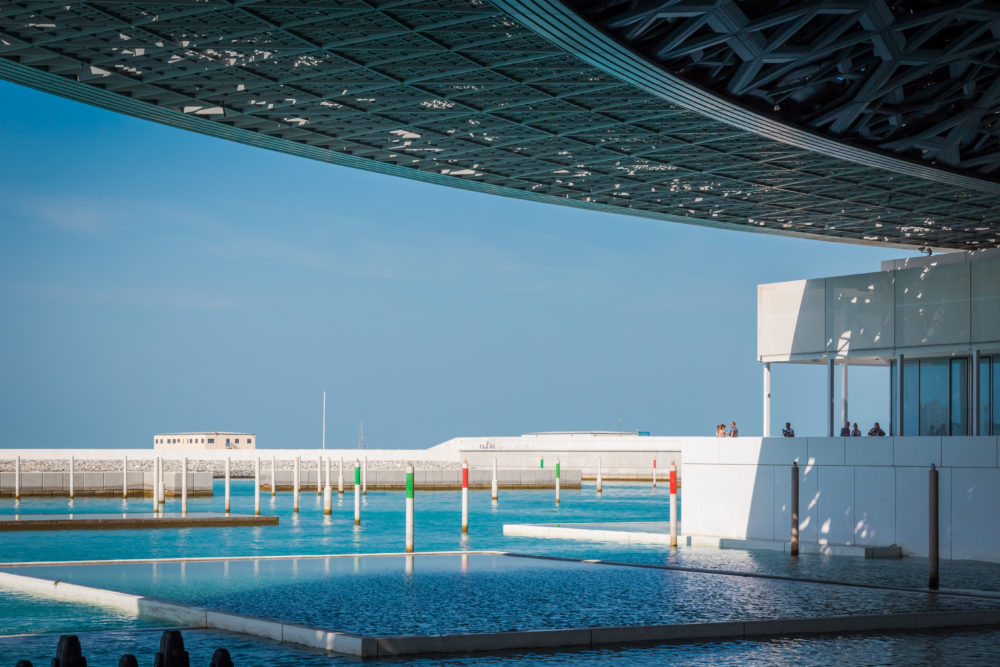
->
714, 422, 739, 437
841, 421, 886, 437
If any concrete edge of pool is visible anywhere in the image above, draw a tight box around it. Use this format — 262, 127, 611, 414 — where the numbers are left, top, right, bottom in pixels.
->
5, 553, 1000, 658
0, 513, 278, 531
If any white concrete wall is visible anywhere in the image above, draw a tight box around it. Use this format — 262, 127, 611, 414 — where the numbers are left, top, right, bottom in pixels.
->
681, 435, 1000, 562
757, 255, 1000, 360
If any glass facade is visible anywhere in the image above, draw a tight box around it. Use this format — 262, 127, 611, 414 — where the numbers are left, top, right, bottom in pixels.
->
980, 356, 992, 436
899, 356, 976, 436
994, 356, 1000, 435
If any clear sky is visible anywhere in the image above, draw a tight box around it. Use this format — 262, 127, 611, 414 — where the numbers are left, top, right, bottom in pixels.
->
0, 81, 917, 449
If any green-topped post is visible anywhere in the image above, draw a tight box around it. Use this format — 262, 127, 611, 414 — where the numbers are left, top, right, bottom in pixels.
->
555, 459, 561, 504
405, 464, 414, 552
354, 461, 361, 525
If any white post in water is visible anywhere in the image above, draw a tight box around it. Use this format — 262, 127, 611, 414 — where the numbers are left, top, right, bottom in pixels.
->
122, 455, 128, 499
158, 457, 164, 505
596, 456, 603, 494
354, 460, 361, 525
491, 457, 498, 502
362, 456, 367, 496
317, 455, 322, 496
461, 461, 469, 533
405, 464, 414, 553
555, 458, 561, 504
14, 455, 20, 500
69, 455, 75, 501
254, 456, 261, 516
152, 456, 159, 513
323, 457, 332, 515
271, 456, 276, 497
652, 459, 657, 489
181, 456, 188, 515
338, 457, 344, 494
669, 462, 678, 548
293, 456, 300, 513
224, 456, 231, 513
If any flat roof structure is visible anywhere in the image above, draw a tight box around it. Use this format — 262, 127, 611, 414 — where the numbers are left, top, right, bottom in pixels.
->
1, 1, 998, 250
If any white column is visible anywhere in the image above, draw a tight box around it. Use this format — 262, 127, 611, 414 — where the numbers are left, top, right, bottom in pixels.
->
491, 457, 498, 502
152, 456, 159, 513
338, 457, 344, 494
14, 455, 19, 500
271, 456, 276, 497
157, 457, 164, 504
224, 456, 231, 513
69, 455, 75, 501
323, 457, 332, 515
841, 359, 849, 427
596, 456, 602, 494
181, 456, 188, 515
254, 456, 261, 516
122, 455, 128, 500
827, 357, 835, 437
293, 456, 300, 512
317, 455, 322, 496
763, 362, 771, 437
362, 456, 367, 496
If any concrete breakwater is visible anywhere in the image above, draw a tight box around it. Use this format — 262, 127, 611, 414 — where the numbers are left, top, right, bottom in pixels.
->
0, 458, 459, 476
0, 472, 213, 497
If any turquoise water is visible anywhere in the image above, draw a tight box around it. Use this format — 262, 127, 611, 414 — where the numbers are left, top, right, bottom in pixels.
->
8, 554, 995, 636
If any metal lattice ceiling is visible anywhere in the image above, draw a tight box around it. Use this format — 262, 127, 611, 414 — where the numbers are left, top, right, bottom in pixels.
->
0, 0, 998, 249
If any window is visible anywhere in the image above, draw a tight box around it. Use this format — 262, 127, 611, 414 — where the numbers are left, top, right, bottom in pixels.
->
248, 438, 252, 444
235, 438, 240, 444
919, 359, 948, 436
993, 356, 1000, 436
208, 438, 214, 444
980, 356, 991, 436
903, 359, 919, 436
901, 357, 971, 436
950, 358, 968, 436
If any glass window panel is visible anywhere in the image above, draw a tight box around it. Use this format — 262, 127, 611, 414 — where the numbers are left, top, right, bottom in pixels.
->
950, 358, 968, 436
903, 359, 919, 436
919, 359, 948, 436
890, 360, 897, 436
993, 358, 1000, 436
980, 356, 992, 436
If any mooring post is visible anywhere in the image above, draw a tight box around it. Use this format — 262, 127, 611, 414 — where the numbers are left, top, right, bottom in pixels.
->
491, 456, 498, 502
317, 455, 322, 496
293, 456, 300, 513
354, 460, 361, 525
596, 456, 602, 494
14, 455, 19, 500
362, 456, 367, 496
670, 462, 678, 548
461, 461, 469, 533
790, 461, 799, 557
158, 456, 164, 505
405, 463, 414, 553
271, 455, 276, 497
338, 456, 344, 494
224, 456, 231, 514
69, 454, 75, 501
122, 455, 128, 500
540, 458, 543, 469
323, 457, 332, 515
181, 457, 188, 515
652, 459, 657, 488
254, 456, 261, 516
555, 458, 561, 504
929, 463, 939, 589
153, 456, 159, 513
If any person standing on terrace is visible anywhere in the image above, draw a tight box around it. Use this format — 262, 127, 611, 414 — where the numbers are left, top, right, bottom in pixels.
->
868, 422, 886, 436
852, 423, 862, 437
840, 420, 851, 436
782, 422, 795, 437
728, 421, 739, 437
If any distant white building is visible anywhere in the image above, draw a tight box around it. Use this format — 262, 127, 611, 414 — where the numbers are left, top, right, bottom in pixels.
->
153, 432, 256, 450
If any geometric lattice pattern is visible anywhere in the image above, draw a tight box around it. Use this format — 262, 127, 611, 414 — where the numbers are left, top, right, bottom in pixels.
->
0, 0, 998, 249
572, 0, 1000, 177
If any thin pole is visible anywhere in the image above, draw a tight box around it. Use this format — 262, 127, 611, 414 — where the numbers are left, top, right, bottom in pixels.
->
555, 458, 561, 504
491, 457, 498, 502
323, 457, 332, 515
354, 460, 361, 525
790, 461, 799, 557
929, 464, 939, 589
122, 455, 128, 500
596, 456, 602, 494
14, 455, 19, 500
254, 456, 261, 516
669, 462, 678, 548
362, 456, 367, 496
461, 461, 469, 533
69, 455, 75, 501
158, 457, 164, 504
405, 464, 414, 552
153, 456, 159, 513
338, 456, 344, 494
224, 456, 231, 514
271, 456, 276, 497
181, 456, 188, 516
652, 459, 657, 488
826, 358, 835, 437
293, 456, 300, 512
317, 455, 322, 496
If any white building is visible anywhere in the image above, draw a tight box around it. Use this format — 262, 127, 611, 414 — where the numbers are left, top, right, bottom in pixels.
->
758, 248, 1000, 437
153, 432, 256, 450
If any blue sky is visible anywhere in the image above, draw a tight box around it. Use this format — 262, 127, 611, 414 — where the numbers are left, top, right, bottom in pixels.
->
0, 81, 915, 449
